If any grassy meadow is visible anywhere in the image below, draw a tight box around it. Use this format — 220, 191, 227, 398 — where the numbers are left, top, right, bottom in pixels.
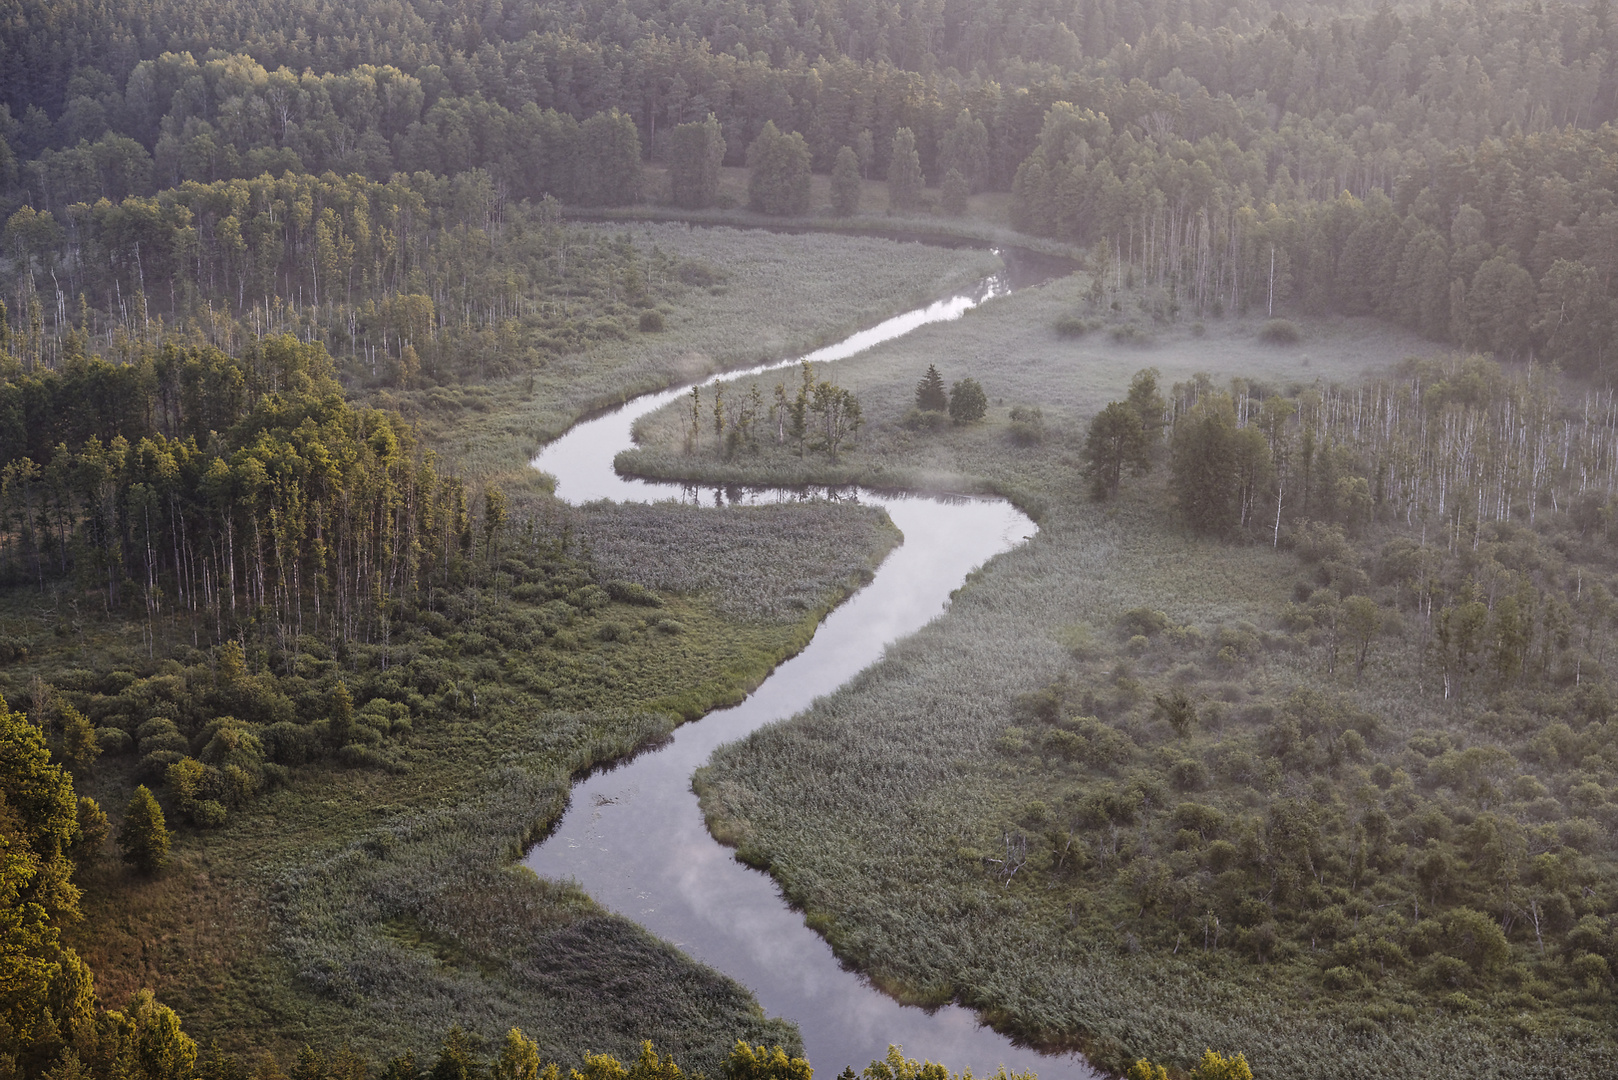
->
617, 270, 1431, 512
631, 275, 1618, 1076
375, 223, 1001, 492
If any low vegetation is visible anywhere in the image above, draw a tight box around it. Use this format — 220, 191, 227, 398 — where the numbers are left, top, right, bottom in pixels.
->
0, 224, 945, 1074
657, 272, 1618, 1077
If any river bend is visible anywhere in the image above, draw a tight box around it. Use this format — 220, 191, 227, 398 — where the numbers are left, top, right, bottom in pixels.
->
526, 250, 1097, 1080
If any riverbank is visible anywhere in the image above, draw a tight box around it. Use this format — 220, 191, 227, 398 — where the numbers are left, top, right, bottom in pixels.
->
52, 228, 988, 1068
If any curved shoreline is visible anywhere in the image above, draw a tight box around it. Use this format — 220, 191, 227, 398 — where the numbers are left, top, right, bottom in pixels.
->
523, 254, 1097, 1078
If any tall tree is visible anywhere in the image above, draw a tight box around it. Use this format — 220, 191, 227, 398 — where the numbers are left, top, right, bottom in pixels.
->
915, 364, 947, 411
118, 784, 170, 874
577, 110, 642, 206
1081, 401, 1150, 499
830, 145, 861, 216
746, 122, 811, 216
668, 115, 726, 210
940, 169, 969, 216
886, 127, 924, 214
1171, 393, 1240, 534
948, 377, 987, 424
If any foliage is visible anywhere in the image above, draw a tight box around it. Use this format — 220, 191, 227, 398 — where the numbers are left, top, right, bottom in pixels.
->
1257, 320, 1301, 345
913, 366, 947, 413
1169, 394, 1241, 534
0, 701, 96, 1071
1081, 400, 1150, 500
947, 379, 986, 426
116, 785, 168, 873
668, 116, 726, 211
885, 129, 923, 215
939, 171, 969, 218
720, 1040, 811, 1080
830, 148, 861, 217
746, 123, 811, 217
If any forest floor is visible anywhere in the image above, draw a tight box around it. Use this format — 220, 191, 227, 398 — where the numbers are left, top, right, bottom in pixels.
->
32, 227, 997, 1068
623, 270, 1618, 1076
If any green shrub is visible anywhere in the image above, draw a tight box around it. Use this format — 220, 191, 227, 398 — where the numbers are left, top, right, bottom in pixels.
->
95, 727, 134, 755
606, 580, 664, 607
1259, 318, 1302, 344
638, 310, 666, 332
948, 377, 987, 424
191, 800, 228, 828
902, 408, 950, 432
136, 750, 185, 784
1054, 313, 1091, 337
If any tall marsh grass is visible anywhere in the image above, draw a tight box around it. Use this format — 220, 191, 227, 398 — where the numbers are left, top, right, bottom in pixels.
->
657, 278, 1616, 1075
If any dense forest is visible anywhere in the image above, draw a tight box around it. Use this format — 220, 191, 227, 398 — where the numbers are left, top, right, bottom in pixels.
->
6, 0, 1618, 377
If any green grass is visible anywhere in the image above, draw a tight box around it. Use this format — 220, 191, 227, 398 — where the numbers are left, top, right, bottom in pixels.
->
377, 223, 1001, 490
617, 271, 1432, 516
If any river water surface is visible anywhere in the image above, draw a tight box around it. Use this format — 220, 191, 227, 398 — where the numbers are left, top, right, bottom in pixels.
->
525, 249, 1097, 1079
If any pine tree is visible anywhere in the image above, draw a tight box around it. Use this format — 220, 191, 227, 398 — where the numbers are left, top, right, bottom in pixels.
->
915, 364, 947, 411
118, 785, 170, 874
830, 146, 862, 216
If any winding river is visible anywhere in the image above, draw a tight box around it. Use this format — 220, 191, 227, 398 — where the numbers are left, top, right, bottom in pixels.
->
525, 247, 1098, 1080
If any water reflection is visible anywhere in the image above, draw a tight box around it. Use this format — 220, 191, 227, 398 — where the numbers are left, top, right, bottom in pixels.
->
527, 258, 1098, 1080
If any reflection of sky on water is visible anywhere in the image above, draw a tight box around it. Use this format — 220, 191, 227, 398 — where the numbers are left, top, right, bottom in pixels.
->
525, 262, 1099, 1079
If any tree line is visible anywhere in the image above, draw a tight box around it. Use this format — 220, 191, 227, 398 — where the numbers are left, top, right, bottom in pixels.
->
3, 169, 689, 386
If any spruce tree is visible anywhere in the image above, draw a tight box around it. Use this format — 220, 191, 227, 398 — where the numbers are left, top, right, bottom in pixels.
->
119, 785, 170, 874
915, 364, 947, 411
830, 145, 862, 216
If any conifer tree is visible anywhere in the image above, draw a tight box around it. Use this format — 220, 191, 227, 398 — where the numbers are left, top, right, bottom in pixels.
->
119, 785, 170, 874
915, 365, 947, 411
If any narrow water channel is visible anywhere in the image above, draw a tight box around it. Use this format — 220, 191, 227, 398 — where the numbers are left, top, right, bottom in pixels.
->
526, 248, 1097, 1080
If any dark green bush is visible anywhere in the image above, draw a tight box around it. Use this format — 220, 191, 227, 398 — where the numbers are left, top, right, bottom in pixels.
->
1259, 318, 1303, 344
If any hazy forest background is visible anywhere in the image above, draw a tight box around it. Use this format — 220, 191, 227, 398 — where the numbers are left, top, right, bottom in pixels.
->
4, 0, 1618, 1078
